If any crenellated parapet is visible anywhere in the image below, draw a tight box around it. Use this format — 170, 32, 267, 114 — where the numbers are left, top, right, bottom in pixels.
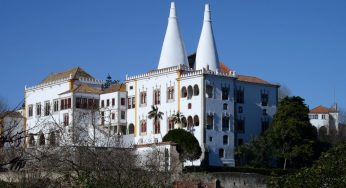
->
126, 64, 192, 81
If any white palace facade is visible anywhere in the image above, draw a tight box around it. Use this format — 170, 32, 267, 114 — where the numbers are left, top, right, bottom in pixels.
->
23, 3, 279, 167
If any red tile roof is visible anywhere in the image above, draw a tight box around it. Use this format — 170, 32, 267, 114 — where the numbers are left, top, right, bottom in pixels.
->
41, 67, 94, 84
310, 105, 336, 114
219, 63, 277, 86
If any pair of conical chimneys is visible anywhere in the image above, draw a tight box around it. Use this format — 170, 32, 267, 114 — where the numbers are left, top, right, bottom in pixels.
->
158, 2, 220, 72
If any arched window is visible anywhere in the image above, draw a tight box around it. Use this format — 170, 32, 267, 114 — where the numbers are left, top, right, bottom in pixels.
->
193, 115, 199, 126
219, 148, 224, 158
187, 116, 193, 129
181, 87, 187, 98
129, 123, 135, 134
187, 86, 193, 99
168, 119, 174, 131
223, 135, 228, 145
39, 133, 45, 146
49, 132, 56, 146
319, 126, 328, 137
29, 134, 35, 147
141, 121, 147, 133
193, 85, 199, 96
182, 117, 187, 128
154, 121, 160, 134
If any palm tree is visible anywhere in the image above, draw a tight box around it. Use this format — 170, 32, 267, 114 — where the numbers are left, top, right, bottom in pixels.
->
148, 105, 164, 134
169, 111, 185, 128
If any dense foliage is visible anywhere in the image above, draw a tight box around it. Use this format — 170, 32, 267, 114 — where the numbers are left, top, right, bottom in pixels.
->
270, 143, 346, 187
163, 129, 202, 162
236, 96, 328, 169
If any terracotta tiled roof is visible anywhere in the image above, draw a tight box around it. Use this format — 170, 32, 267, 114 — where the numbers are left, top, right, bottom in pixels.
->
220, 62, 232, 73
310, 105, 335, 114
59, 84, 102, 95
237, 75, 274, 85
219, 63, 276, 86
41, 67, 94, 84
102, 83, 126, 94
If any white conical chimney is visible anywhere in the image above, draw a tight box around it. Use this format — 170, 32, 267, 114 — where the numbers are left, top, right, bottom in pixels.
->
158, 2, 189, 69
195, 4, 220, 71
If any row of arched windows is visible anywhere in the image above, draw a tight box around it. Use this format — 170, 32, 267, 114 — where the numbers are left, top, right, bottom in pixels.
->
181, 85, 199, 99
29, 132, 57, 147
127, 115, 200, 134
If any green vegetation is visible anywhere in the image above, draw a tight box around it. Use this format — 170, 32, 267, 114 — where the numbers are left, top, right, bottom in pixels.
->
270, 143, 346, 187
163, 129, 202, 163
236, 96, 329, 169
148, 105, 164, 125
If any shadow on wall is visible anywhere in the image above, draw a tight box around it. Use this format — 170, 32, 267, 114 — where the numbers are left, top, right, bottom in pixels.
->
208, 147, 223, 167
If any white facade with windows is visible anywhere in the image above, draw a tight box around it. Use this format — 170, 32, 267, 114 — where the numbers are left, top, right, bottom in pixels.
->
309, 105, 339, 134
21, 2, 279, 167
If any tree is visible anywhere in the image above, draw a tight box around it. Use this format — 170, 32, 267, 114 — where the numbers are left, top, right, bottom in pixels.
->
169, 112, 185, 128
148, 105, 164, 132
162, 129, 201, 163
271, 143, 346, 187
235, 136, 272, 168
268, 96, 319, 169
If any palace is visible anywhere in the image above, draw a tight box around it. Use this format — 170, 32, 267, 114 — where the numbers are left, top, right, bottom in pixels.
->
23, 3, 279, 167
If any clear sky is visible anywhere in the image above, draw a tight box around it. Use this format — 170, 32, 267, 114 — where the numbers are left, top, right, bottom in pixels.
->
0, 0, 345, 110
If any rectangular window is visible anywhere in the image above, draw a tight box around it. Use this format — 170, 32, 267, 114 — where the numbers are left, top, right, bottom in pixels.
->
206, 85, 213, 98
261, 90, 269, 106
154, 121, 160, 134
106, 99, 110, 107
223, 135, 228, 145
153, 89, 161, 105
235, 117, 245, 133
112, 113, 115, 120
53, 100, 59, 112
36, 103, 41, 116
112, 98, 115, 106
140, 92, 147, 105
222, 116, 230, 131
101, 100, 104, 108
236, 87, 244, 104
28, 105, 33, 117
44, 101, 50, 116
81, 98, 87, 109
207, 115, 213, 129
121, 111, 125, 120
121, 98, 125, 106
219, 149, 224, 158
60, 98, 71, 110
132, 97, 135, 108
76, 97, 81, 108
128, 98, 132, 109
167, 86, 174, 101
63, 113, 69, 126
222, 87, 229, 100
322, 114, 326, 119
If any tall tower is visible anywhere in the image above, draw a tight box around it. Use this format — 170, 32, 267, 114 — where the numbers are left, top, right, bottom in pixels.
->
158, 2, 189, 69
195, 4, 220, 72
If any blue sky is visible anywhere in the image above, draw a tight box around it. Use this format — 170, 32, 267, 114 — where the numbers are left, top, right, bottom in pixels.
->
0, 0, 345, 110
